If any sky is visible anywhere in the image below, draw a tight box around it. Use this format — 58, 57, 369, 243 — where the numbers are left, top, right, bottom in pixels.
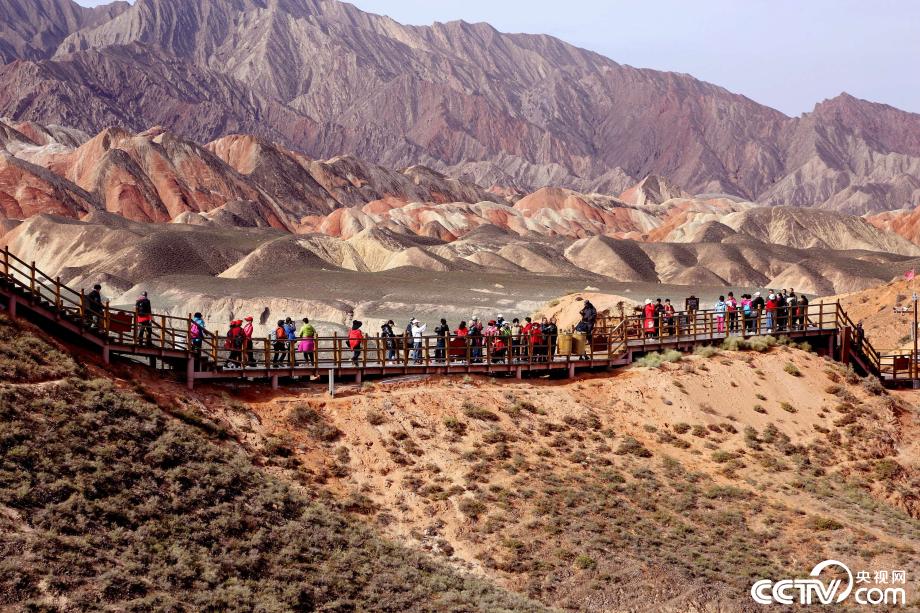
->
75, 0, 920, 117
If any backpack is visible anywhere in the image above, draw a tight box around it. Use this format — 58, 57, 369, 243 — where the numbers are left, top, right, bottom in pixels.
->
273, 326, 286, 341
190, 322, 201, 338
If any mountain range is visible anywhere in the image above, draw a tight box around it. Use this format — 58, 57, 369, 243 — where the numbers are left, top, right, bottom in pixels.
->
1, 0, 919, 214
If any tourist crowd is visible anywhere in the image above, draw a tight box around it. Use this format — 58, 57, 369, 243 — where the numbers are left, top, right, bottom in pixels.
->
82, 286, 813, 369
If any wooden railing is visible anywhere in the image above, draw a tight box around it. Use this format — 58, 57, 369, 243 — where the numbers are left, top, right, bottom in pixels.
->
0, 247, 216, 353
2, 245, 918, 383
195, 320, 630, 372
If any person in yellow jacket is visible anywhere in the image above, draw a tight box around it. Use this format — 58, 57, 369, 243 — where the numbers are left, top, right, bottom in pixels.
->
297, 317, 317, 366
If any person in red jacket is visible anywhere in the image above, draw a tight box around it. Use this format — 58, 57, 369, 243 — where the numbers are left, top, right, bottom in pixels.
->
348, 320, 364, 366
529, 319, 544, 361
225, 320, 244, 368
765, 293, 778, 332
643, 299, 656, 338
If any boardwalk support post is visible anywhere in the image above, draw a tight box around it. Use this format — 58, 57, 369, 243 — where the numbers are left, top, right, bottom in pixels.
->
7, 295, 16, 319
102, 345, 110, 365
271, 375, 279, 390
568, 363, 575, 379
328, 369, 335, 397
186, 358, 195, 391
355, 370, 362, 384
515, 366, 522, 380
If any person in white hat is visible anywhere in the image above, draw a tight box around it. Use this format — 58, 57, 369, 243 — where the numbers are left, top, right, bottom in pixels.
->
410, 318, 427, 363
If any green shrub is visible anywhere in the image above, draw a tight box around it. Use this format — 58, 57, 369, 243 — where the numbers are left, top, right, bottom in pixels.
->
673, 423, 691, 434
874, 459, 902, 480
808, 516, 844, 531
779, 402, 797, 414
615, 436, 653, 457
783, 363, 801, 377
711, 450, 739, 464
462, 402, 500, 421
635, 350, 682, 368
721, 335, 777, 352
693, 345, 720, 358
573, 554, 596, 570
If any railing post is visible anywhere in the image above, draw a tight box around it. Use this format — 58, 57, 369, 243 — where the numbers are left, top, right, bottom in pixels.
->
213, 331, 220, 367
186, 314, 192, 356
160, 314, 166, 349
3, 247, 8, 278
103, 301, 110, 335
55, 277, 61, 313
819, 301, 824, 330
264, 338, 270, 368
333, 332, 339, 368
29, 261, 36, 296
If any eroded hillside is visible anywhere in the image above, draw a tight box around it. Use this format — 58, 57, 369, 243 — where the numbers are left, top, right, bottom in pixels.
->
5, 314, 915, 610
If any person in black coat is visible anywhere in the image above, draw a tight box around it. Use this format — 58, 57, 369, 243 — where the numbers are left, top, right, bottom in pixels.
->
435, 318, 450, 362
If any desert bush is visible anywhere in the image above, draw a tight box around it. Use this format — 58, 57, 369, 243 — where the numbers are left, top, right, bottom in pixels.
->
673, 423, 691, 434
874, 459, 902, 480
288, 404, 343, 442
693, 345, 720, 358
615, 436, 653, 457
783, 363, 801, 377
753, 404, 767, 414
807, 516, 844, 531
366, 409, 387, 425
462, 402, 500, 422
779, 402, 797, 414
573, 554, 596, 570
458, 497, 487, 518
635, 350, 682, 368
711, 450, 739, 464
444, 417, 468, 436
721, 335, 777, 353
861, 376, 886, 396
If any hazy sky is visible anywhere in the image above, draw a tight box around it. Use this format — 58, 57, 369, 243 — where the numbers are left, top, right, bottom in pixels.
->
75, 0, 920, 117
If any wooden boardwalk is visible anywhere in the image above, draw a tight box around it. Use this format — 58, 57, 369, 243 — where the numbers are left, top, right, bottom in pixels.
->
1, 247, 915, 389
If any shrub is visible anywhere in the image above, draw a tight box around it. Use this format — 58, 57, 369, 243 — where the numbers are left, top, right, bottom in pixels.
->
808, 516, 844, 531
615, 436, 653, 457
635, 349, 683, 367
673, 423, 691, 434
722, 335, 777, 352
780, 402, 797, 414
711, 450, 739, 464
458, 497, 487, 518
753, 404, 767, 414
367, 410, 387, 425
573, 555, 596, 570
783, 363, 801, 377
462, 402, 500, 422
693, 345, 719, 358
861, 376, 886, 396
874, 459, 902, 480
444, 417, 468, 436
289, 404, 343, 442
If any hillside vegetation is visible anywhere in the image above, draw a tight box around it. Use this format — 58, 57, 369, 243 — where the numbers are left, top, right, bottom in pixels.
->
0, 316, 542, 612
